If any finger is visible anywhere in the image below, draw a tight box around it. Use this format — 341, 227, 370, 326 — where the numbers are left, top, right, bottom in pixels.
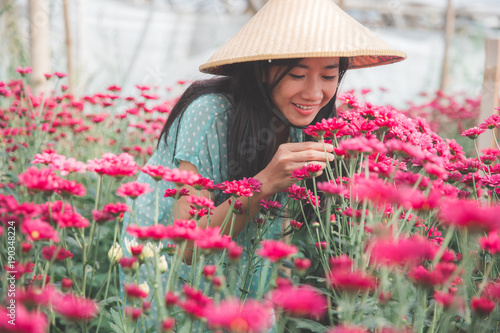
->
285, 142, 334, 153
290, 150, 335, 163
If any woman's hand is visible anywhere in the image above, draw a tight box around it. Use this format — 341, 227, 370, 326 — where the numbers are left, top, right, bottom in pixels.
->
255, 142, 335, 197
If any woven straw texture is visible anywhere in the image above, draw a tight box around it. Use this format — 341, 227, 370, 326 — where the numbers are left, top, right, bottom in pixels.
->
199, 0, 406, 75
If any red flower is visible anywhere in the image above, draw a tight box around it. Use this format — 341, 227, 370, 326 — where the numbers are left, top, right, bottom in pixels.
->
21, 218, 59, 242
228, 242, 244, 261
479, 232, 500, 254
54, 71, 67, 78
161, 317, 175, 332
294, 258, 311, 272
116, 182, 152, 199
42, 245, 73, 261
92, 209, 114, 223
18, 166, 61, 193
284, 184, 309, 200
40, 201, 89, 228
124, 306, 142, 321
164, 188, 189, 198
461, 127, 485, 139
124, 284, 149, 299
52, 294, 99, 320
289, 220, 303, 230
119, 257, 138, 270
328, 268, 377, 293
408, 265, 443, 288
471, 296, 495, 317
16, 66, 32, 75
192, 177, 215, 191
270, 284, 327, 319
103, 202, 130, 216
179, 285, 212, 318
87, 153, 139, 178
4, 261, 34, 280
164, 219, 200, 242
127, 224, 169, 241
195, 227, 231, 251
368, 236, 436, 267
317, 181, 347, 196
438, 199, 500, 233
163, 168, 201, 187
0, 304, 48, 333
483, 280, 500, 302
204, 298, 273, 332
291, 164, 323, 180
221, 177, 261, 197
259, 199, 282, 210
141, 165, 169, 181
186, 195, 215, 210
258, 240, 297, 262
56, 179, 86, 197
50, 156, 87, 176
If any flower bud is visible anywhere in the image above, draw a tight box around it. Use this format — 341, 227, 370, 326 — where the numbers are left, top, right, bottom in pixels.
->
108, 242, 123, 262
166, 244, 176, 256
142, 243, 155, 259
61, 277, 73, 291
312, 221, 320, 229
138, 282, 150, 296
159, 255, 169, 273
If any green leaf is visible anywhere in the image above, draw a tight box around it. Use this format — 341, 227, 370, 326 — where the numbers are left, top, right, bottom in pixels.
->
99, 296, 122, 306
288, 318, 329, 333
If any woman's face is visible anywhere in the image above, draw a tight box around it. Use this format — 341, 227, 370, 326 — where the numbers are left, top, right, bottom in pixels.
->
266, 57, 340, 127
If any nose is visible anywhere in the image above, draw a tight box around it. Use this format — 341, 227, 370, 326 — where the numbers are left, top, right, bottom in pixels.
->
301, 77, 323, 101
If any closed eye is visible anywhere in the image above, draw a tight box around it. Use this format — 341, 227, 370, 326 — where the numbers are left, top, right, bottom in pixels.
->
323, 76, 337, 80
288, 74, 305, 80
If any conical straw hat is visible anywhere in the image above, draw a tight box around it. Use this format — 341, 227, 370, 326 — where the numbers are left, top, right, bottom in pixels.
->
199, 0, 406, 75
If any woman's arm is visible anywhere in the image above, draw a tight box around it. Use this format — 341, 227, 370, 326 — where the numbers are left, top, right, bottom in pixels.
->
175, 141, 335, 264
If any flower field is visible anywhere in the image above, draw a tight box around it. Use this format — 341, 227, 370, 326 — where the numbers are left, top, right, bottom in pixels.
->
1, 68, 500, 333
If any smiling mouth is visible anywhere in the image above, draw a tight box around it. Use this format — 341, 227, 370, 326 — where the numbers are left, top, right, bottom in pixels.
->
293, 103, 316, 110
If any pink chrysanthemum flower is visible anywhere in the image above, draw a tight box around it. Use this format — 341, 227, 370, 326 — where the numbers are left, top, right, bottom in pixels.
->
195, 227, 231, 251
92, 209, 114, 224
258, 240, 297, 262
479, 114, 500, 129
163, 168, 201, 187
40, 201, 89, 228
284, 184, 309, 200
327, 267, 377, 293
124, 284, 149, 299
317, 180, 347, 197
18, 166, 61, 193
270, 284, 327, 319
479, 232, 500, 255
87, 153, 139, 178
368, 236, 436, 267
164, 219, 200, 242
116, 182, 152, 199
186, 195, 216, 210
204, 298, 274, 332
52, 293, 99, 320
42, 245, 73, 261
50, 156, 87, 176
0, 304, 48, 333
141, 164, 169, 181
438, 199, 500, 233
471, 296, 495, 318
56, 179, 86, 197
291, 164, 323, 180
127, 224, 169, 241
461, 127, 485, 139
32, 150, 64, 165
21, 218, 59, 242
259, 199, 282, 210
103, 202, 129, 216
164, 188, 189, 198
483, 280, 500, 302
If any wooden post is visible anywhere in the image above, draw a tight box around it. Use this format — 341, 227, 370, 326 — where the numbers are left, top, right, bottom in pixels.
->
477, 38, 500, 153
28, 0, 51, 95
440, 0, 454, 92
63, 0, 74, 95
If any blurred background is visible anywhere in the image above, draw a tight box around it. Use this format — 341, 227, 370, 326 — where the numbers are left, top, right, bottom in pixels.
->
1, 0, 499, 108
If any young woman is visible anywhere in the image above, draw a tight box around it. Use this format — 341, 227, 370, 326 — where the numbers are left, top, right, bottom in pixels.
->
120, 0, 405, 321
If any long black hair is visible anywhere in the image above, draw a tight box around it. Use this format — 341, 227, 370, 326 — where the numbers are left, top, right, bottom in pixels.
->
158, 57, 349, 181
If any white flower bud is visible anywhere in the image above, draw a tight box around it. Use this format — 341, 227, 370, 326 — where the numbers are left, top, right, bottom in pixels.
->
142, 243, 155, 259
108, 242, 123, 262
138, 282, 150, 296
159, 255, 169, 273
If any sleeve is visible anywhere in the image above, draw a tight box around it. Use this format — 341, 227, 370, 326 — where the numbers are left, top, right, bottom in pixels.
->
169, 94, 231, 184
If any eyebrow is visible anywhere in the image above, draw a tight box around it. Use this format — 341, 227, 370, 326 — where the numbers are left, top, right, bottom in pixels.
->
295, 63, 339, 69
